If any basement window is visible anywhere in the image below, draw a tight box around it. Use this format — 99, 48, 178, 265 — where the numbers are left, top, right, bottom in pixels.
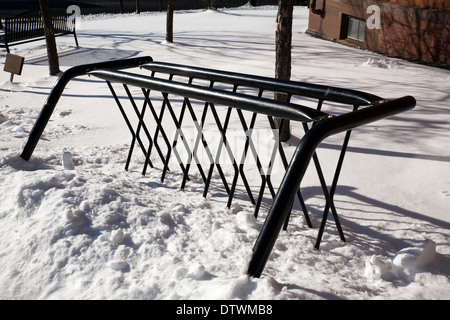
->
347, 17, 365, 42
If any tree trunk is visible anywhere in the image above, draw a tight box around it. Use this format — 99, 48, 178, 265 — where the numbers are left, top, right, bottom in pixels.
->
136, 0, 141, 14
274, 0, 294, 142
39, 0, 60, 76
166, 0, 175, 43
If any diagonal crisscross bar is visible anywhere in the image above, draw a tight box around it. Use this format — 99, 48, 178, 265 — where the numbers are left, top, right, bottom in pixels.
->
90, 67, 414, 263
20, 57, 415, 278
98, 69, 320, 223
140, 88, 173, 178
144, 65, 314, 225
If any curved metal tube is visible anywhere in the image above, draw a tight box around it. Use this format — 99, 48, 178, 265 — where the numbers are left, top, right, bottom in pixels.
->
247, 95, 416, 277
88, 69, 329, 122
142, 61, 382, 105
19, 59, 416, 278
20, 56, 153, 161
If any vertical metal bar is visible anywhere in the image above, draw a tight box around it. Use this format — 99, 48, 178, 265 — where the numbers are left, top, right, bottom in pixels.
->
123, 84, 157, 175
237, 110, 258, 205
140, 87, 174, 176
161, 92, 192, 186
200, 102, 216, 198
231, 86, 255, 205
223, 108, 240, 208
314, 104, 359, 249
125, 88, 149, 171
209, 104, 239, 208
248, 120, 328, 278
184, 97, 208, 184
152, 72, 175, 182
106, 81, 153, 169
268, 115, 312, 228
205, 102, 231, 195
202, 80, 230, 197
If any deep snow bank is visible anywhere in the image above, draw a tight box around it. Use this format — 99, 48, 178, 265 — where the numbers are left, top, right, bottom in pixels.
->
1, 6, 449, 300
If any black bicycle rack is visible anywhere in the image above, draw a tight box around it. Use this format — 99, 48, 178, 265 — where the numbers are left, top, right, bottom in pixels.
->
20, 57, 416, 277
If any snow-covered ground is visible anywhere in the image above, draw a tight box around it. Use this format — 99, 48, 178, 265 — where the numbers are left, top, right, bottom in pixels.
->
1, 5, 449, 300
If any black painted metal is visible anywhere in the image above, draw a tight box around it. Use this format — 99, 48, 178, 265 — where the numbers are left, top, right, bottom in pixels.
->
90, 68, 319, 224
90, 69, 328, 122
140, 62, 374, 231
20, 56, 154, 161
20, 59, 416, 278
247, 95, 415, 277
141, 61, 383, 105
0, 8, 79, 53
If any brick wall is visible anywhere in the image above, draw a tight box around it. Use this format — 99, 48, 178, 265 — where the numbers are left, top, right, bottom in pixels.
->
378, 2, 450, 64
385, 0, 450, 11
306, 0, 450, 65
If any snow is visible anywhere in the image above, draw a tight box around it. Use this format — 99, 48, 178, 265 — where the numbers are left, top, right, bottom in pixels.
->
1, 5, 449, 300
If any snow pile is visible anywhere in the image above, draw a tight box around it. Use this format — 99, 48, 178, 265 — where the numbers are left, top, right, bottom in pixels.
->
364, 255, 393, 282
1, 6, 449, 300
62, 151, 75, 170
393, 239, 436, 272
360, 57, 403, 70
365, 239, 437, 282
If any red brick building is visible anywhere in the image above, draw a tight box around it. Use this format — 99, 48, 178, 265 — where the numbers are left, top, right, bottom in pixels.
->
306, 0, 450, 65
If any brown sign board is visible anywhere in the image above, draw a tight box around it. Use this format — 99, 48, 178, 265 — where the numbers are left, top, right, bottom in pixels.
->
3, 53, 25, 82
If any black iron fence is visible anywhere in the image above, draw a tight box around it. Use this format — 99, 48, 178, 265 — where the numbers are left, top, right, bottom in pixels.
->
0, 0, 287, 16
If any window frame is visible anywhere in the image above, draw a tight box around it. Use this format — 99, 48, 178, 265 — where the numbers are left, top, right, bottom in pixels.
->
346, 16, 366, 42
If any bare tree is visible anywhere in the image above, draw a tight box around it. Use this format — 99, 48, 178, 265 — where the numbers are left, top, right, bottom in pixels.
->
166, 0, 175, 43
274, 0, 294, 142
39, 0, 60, 75
202, 0, 222, 9
136, 0, 141, 14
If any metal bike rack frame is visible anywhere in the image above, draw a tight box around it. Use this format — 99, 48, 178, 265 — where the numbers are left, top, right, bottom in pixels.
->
20, 57, 416, 277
